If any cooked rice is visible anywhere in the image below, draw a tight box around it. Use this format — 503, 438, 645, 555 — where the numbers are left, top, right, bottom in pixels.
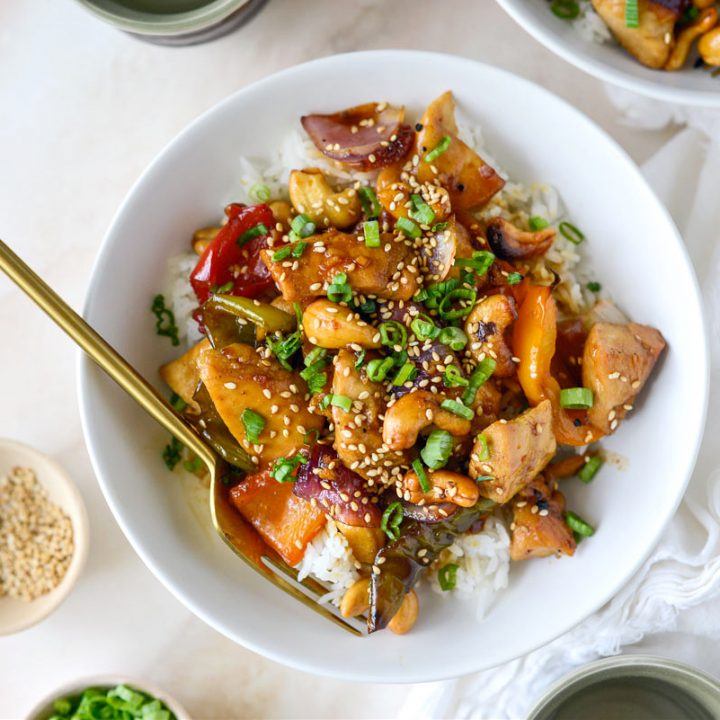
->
572, 1, 612, 45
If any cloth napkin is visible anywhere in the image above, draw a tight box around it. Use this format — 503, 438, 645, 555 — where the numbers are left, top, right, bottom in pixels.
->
397, 89, 720, 720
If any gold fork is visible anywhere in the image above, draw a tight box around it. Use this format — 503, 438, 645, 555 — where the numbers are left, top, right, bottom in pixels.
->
0, 240, 363, 636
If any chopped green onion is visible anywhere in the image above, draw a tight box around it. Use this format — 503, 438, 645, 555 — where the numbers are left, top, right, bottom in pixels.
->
366, 357, 395, 382
462, 358, 497, 405
506, 272, 524, 285
327, 272, 353, 304
183, 456, 204, 473
432, 221, 449, 233
438, 288, 477, 320
355, 349, 366, 370
241, 409, 265, 444
392, 361, 417, 386
440, 398, 474, 420
271, 453, 308, 483
437, 326, 468, 351
559, 221, 585, 245
578, 455, 604, 483
564, 510, 595, 537
271, 244, 293, 261
162, 437, 183, 470
214, 280, 234, 294
421, 429, 454, 470
476, 434, 490, 462
300, 358, 329, 394
443, 365, 469, 387
529, 216, 550, 231
303, 428, 320, 446
551, 0, 580, 20
587, 281, 602, 293
455, 250, 495, 276
358, 185, 382, 219
559, 387, 594, 410
420, 278, 459, 309
411, 314, 440, 341
292, 241, 307, 258
304, 347, 328, 366
305, 370, 327, 394
379, 321, 408, 350
625, 0, 639, 27
267, 330, 302, 369
169, 392, 187, 413
290, 213, 316, 238
249, 183, 272, 203
237, 222, 269, 247
412, 458, 431, 493
425, 135, 451, 163
356, 298, 378, 316
151, 294, 180, 346
381, 501, 404, 541
363, 219, 381, 248
396, 216, 421, 239
329, 394, 352, 412
409, 194, 436, 225
438, 563, 459, 591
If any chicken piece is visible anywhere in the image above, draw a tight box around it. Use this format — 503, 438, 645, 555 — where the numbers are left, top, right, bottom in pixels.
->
336, 522, 385, 564
260, 229, 418, 303
510, 474, 576, 561
197, 343, 323, 469
331, 349, 408, 482
159, 339, 211, 412
464, 294, 517, 378
421, 215, 473, 283
582, 322, 666, 435
470, 399, 556, 504
469, 380, 502, 434
591, 0, 680, 69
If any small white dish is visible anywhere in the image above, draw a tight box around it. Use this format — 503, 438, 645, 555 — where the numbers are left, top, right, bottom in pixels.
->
0, 439, 89, 635
496, 0, 720, 107
25, 675, 190, 720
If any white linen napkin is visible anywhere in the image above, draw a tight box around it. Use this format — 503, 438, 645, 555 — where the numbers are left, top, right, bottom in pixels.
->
397, 90, 720, 720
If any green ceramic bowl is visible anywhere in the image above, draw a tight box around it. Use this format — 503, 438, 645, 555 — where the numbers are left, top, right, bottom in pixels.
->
528, 656, 720, 720
73, 0, 267, 45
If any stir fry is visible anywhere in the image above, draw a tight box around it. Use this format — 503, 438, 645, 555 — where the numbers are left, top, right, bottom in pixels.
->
157, 92, 666, 634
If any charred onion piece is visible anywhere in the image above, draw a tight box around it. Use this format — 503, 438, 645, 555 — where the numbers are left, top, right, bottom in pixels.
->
485, 218, 555, 261
301, 103, 414, 171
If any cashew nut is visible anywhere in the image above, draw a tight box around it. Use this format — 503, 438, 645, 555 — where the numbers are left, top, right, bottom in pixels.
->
376, 165, 451, 223
340, 579, 419, 635
288, 168, 361, 229
387, 590, 419, 635
269, 200, 292, 230
302, 299, 381, 349
402, 469, 479, 508
382, 390, 472, 450
665, 8, 718, 71
699, 26, 720, 66
192, 226, 220, 256
464, 294, 517, 378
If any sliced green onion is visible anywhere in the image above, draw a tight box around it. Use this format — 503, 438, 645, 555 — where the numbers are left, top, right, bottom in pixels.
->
249, 183, 272, 203
411, 314, 440, 341
396, 216, 421, 239
506, 272, 524, 285
392, 361, 417, 386
305, 347, 328, 366
564, 510, 595, 537
421, 278, 459, 309
237, 222, 269, 247
551, 0, 580, 20
578, 455, 604, 483
625, 0, 639, 27
455, 250, 495, 276
438, 288, 477, 320
381, 501, 404, 541
290, 213, 316, 238
327, 272, 353, 304
412, 458, 431, 493
183, 456, 204, 473
214, 280, 234, 294
267, 330, 302, 369
587, 281, 602, 293
151, 294, 180, 346
162, 436, 183, 470
366, 357, 395, 382
363, 219, 381, 248
529, 216, 550, 231
438, 563, 459, 591
305, 371, 327, 394
358, 185, 382, 219
271, 244, 293, 261
475, 434, 490, 462
559, 387, 594, 410
421, 429, 454, 470
409, 194, 436, 225
443, 365, 469, 388
425, 135, 451, 163
559, 221, 585, 245
303, 428, 320, 446
440, 398, 474, 420
241, 409, 265, 444
355, 349, 366, 370
300, 358, 329, 394
379, 321, 407, 350
356, 298, 378, 316
462, 358, 497, 405
437, 326, 468, 351
432, 221, 449, 233
292, 241, 307, 258
271, 453, 308, 483
329, 394, 352, 412
169, 392, 187, 413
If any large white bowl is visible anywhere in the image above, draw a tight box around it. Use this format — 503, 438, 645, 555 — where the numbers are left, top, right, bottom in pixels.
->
496, 0, 720, 107
78, 50, 708, 683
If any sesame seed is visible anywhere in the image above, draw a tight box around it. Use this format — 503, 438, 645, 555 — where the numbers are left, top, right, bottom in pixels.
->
262, 389, 272, 399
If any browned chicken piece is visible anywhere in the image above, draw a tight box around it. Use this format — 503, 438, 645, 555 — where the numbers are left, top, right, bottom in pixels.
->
470, 399, 556, 504
469, 380, 502, 434
159, 338, 211, 412
331, 349, 408, 483
582, 322, 666, 435
335, 522, 385, 564
260, 229, 418, 303
197, 343, 323, 469
485, 218, 555, 261
510, 474, 576, 561
420, 215, 474, 283
464, 294, 518, 378
591, 0, 680, 69
415, 91, 505, 211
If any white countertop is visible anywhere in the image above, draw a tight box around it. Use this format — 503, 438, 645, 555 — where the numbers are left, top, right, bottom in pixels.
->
0, 0, 683, 717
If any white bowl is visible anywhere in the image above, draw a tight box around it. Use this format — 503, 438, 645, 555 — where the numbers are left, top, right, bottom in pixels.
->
496, 0, 720, 107
78, 50, 708, 682
0, 439, 89, 635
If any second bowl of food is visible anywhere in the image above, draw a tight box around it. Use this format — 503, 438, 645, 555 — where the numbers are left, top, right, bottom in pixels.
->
78, 49, 708, 682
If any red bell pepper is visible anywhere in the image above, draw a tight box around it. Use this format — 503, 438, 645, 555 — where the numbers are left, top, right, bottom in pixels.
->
190, 203, 276, 305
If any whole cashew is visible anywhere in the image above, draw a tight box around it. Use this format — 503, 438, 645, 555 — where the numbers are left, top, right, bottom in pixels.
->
402, 469, 480, 508
302, 299, 382, 349
387, 590, 419, 635
464, 294, 517, 378
289, 168, 362, 229
665, 8, 718, 71
340, 580, 419, 635
269, 200, 292, 230
192, 226, 220, 256
376, 165, 451, 223
698, 26, 720, 66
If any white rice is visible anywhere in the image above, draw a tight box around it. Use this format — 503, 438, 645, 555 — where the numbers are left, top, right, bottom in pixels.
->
572, 1, 613, 45
164, 252, 205, 348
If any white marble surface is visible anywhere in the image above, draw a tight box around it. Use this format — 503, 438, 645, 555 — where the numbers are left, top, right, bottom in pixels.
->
0, 0, 683, 718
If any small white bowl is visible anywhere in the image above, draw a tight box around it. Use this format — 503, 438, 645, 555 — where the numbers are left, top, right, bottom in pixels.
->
0, 439, 89, 635
25, 675, 191, 720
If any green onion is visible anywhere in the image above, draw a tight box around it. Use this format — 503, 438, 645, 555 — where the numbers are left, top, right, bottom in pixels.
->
327, 272, 353, 304
559, 221, 585, 245
411, 314, 440, 341
437, 326, 468, 351
455, 250, 495, 276
304, 347, 328, 366
409, 194, 436, 225
420, 278, 459, 309
381, 501, 404, 541
355, 349, 366, 369
578, 455, 604, 483
559, 387, 594, 410
432, 221, 449, 233
529, 216, 550, 231
303, 428, 320, 446
169, 392, 187, 413
506, 272, 524, 285
462, 358, 497, 405
292, 241, 307, 258
366, 357, 395, 382
358, 185, 382, 219
551, 0, 580, 20
438, 563, 459, 591
476, 434, 490, 462
183, 456, 204, 473
241, 409, 265, 444
412, 458, 431, 493
587, 281, 602, 293
443, 365, 469, 387
237, 222, 269, 247
564, 510, 595, 537
392, 361, 417, 386
300, 359, 329, 394
440, 398, 474, 420
379, 320, 408, 350
396, 216, 421, 239
267, 330, 302, 369
151, 294, 180, 346
249, 183, 272, 203
329, 394, 352, 412
425, 135, 451, 163
271, 453, 308, 483
161, 436, 183, 470
363, 219, 381, 248
290, 213, 316, 238
50, 684, 177, 720
293, 301, 302, 324
625, 0, 639, 27
271, 244, 293, 261
214, 280, 234, 294
421, 429, 454, 470
438, 288, 477, 320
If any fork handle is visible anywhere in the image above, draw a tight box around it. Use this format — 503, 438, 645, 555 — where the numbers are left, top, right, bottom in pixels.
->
0, 239, 215, 469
